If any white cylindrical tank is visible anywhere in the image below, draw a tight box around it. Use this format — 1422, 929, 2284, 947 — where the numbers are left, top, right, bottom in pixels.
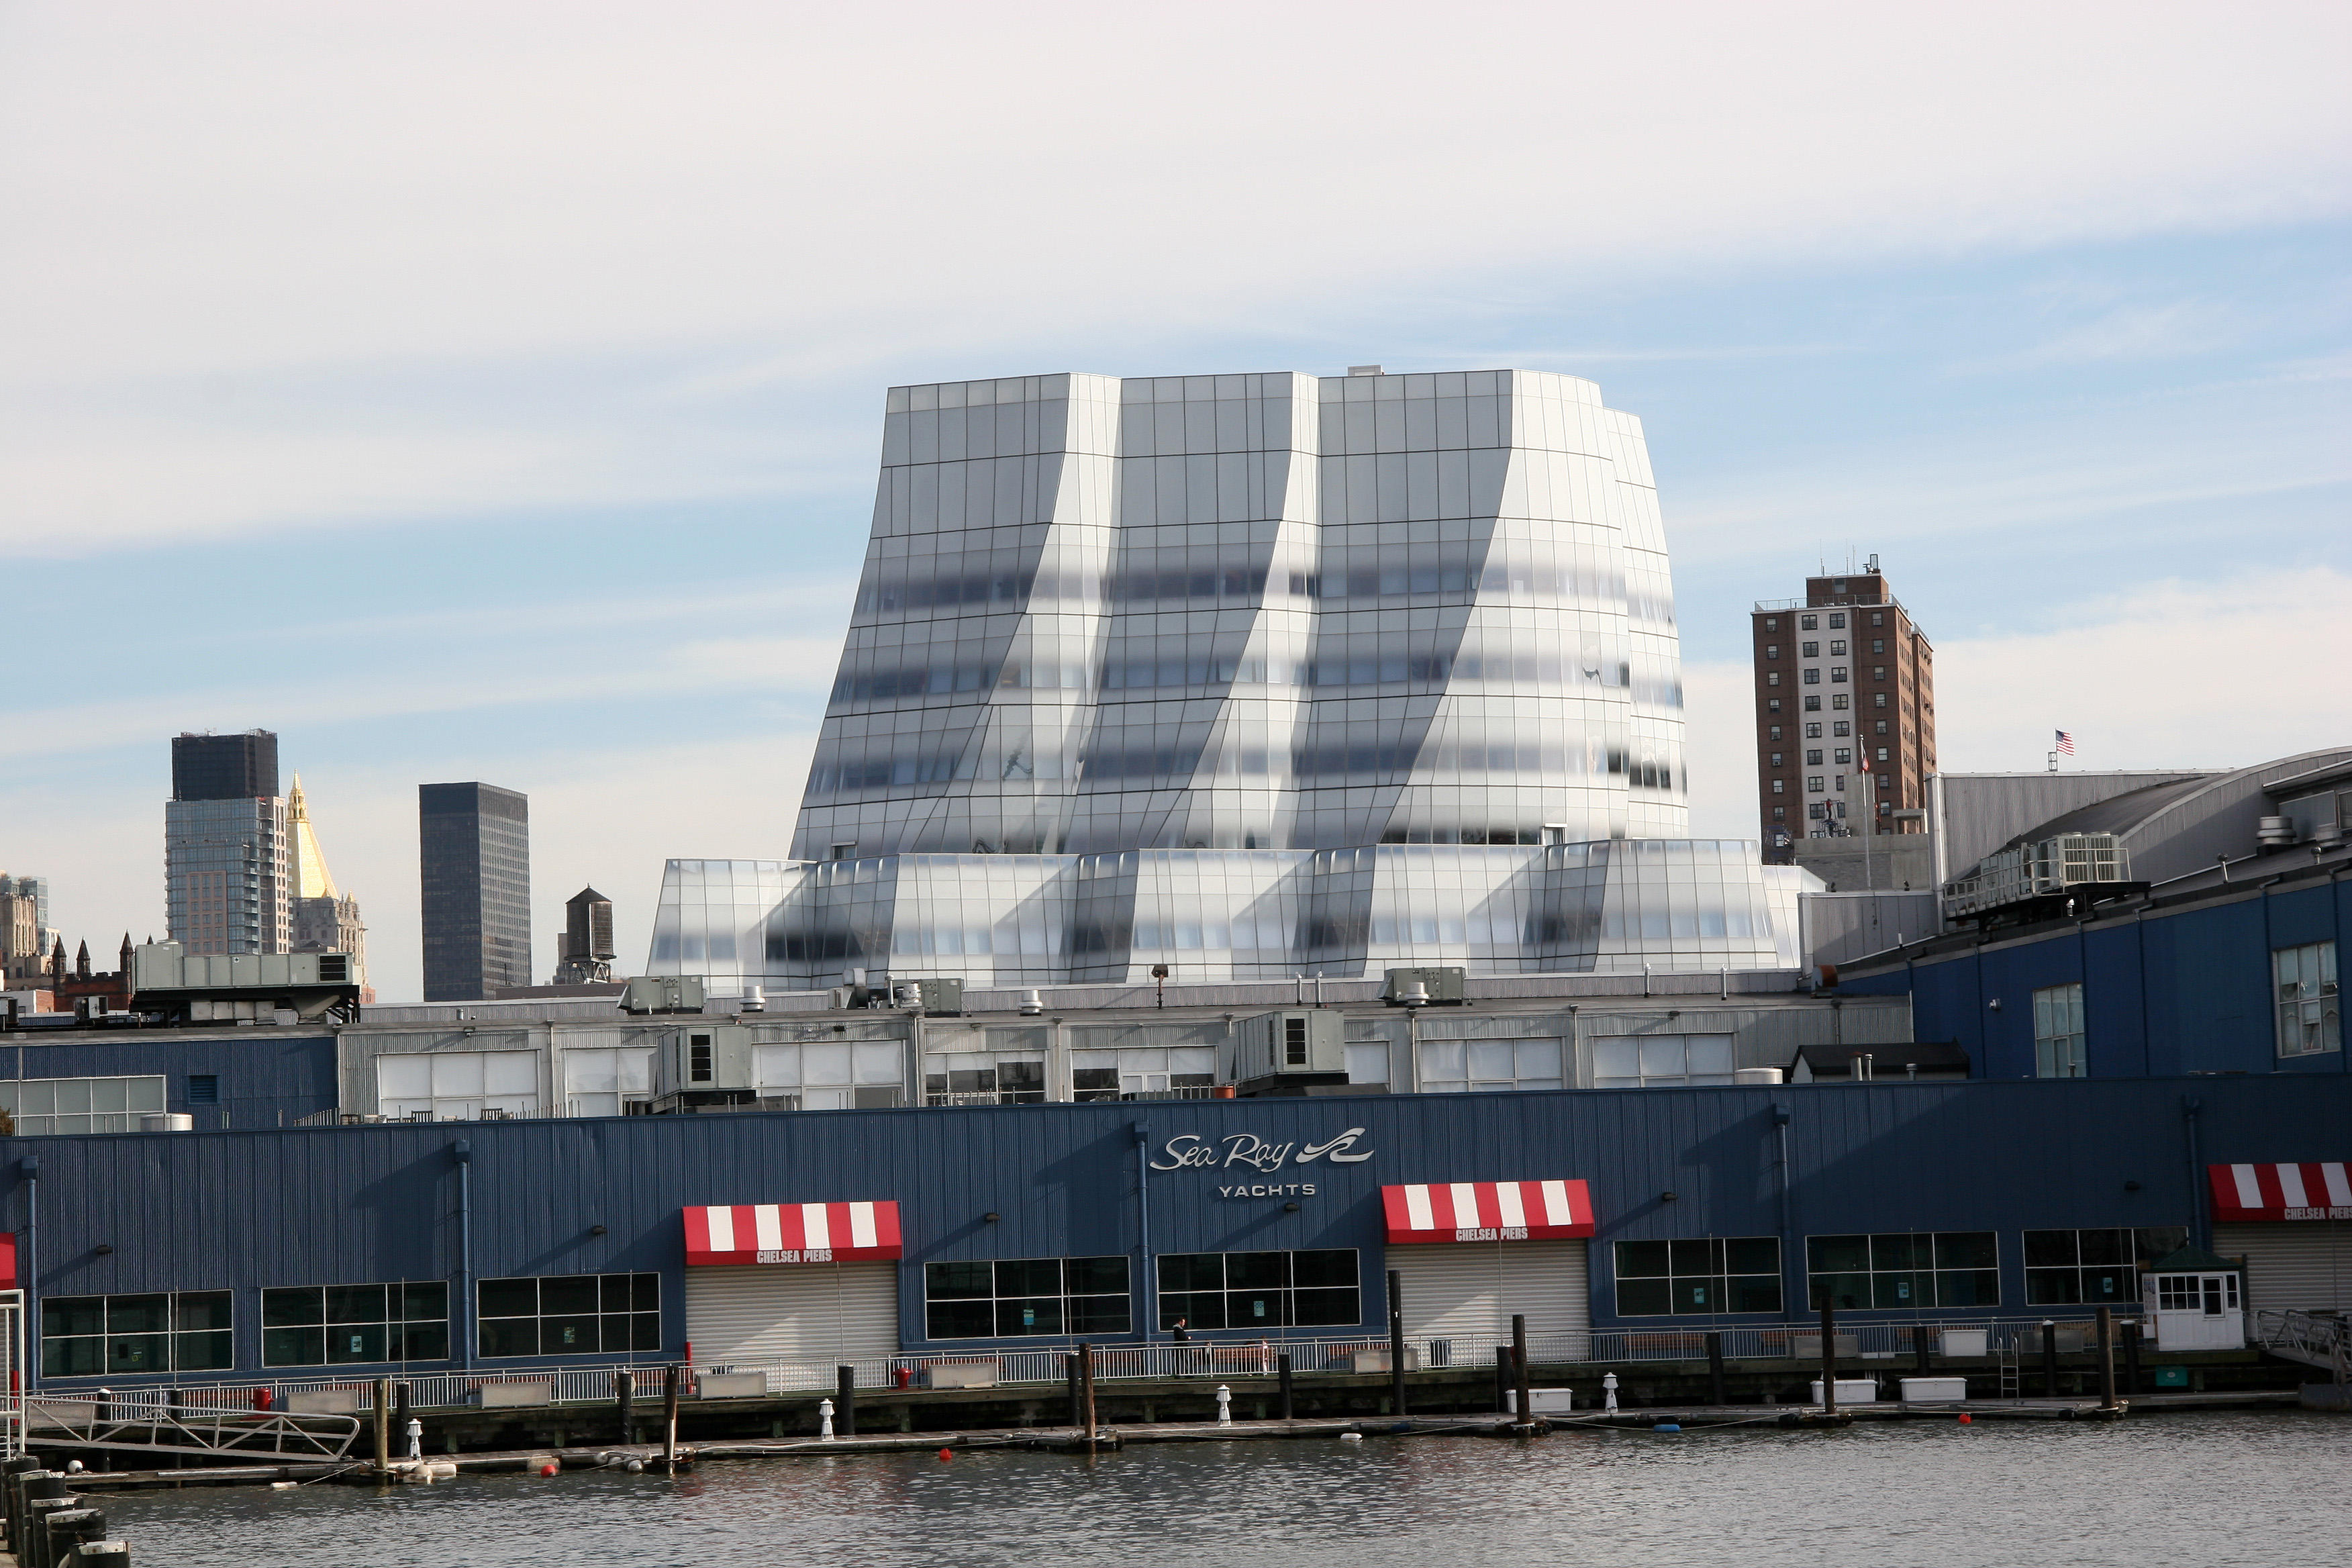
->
1733, 1067, 1783, 1085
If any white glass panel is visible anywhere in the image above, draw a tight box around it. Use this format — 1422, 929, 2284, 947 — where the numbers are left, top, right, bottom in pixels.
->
377, 1057, 432, 1100
570, 1093, 621, 1118
1420, 1040, 1465, 1078
801, 1087, 852, 1110
91, 1079, 130, 1114
1467, 1041, 1516, 1081
1638, 1037, 1686, 1077
1071, 1050, 1118, 1071
53, 1081, 91, 1116
1516, 1040, 1563, 1079
1686, 1037, 1736, 1076
1590, 1040, 1639, 1081
801, 1044, 853, 1087
753, 1044, 802, 1087
618, 1050, 652, 1093
484, 1052, 537, 1095
1344, 1043, 1389, 1084
1169, 1048, 1215, 1076
565, 1049, 620, 1095
853, 1043, 901, 1084
128, 1078, 167, 1113
431, 1054, 486, 1097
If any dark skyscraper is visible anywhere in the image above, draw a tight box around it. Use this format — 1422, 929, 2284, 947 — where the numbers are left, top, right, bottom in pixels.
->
172, 730, 279, 801
419, 783, 532, 1001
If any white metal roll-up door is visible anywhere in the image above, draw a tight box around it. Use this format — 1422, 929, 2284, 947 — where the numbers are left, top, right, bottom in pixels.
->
684, 1263, 901, 1367
2214, 1222, 2352, 1313
1387, 1239, 1589, 1358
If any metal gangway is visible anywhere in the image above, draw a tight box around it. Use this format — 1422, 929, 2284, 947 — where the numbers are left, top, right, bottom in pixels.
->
2255, 1309, 2350, 1379
21, 1395, 362, 1464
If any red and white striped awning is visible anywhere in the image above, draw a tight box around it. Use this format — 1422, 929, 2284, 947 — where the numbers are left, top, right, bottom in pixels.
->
1382, 1180, 1594, 1243
683, 1201, 903, 1265
2210, 1163, 2352, 1222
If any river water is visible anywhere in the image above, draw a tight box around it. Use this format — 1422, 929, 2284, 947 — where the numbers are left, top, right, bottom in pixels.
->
93, 1412, 2352, 1568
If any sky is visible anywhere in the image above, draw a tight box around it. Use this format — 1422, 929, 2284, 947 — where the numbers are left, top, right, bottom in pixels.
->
1, 2, 2346, 1001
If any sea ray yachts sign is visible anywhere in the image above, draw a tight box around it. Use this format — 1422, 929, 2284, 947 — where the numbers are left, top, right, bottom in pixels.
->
1149, 1127, 1374, 1175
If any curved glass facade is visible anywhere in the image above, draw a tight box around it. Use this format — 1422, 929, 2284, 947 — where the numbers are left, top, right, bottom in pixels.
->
654, 368, 1802, 988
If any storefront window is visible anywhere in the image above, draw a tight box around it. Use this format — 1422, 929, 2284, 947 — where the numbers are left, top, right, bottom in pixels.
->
2022, 1227, 2186, 1306
924, 1256, 1131, 1338
42, 1291, 232, 1377
477, 1273, 658, 1358
263, 1282, 450, 1365
1614, 1238, 1781, 1316
1156, 1250, 1359, 1330
1807, 1232, 1998, 1309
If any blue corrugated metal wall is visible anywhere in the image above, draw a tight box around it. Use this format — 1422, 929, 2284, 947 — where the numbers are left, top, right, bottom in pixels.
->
1836, 878, 2349, 1079
0, 1032, 338, 1130
5, 1075, 2345, 1383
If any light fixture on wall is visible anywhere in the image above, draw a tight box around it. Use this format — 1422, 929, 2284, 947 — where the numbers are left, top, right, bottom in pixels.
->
589, 1224, 607, 1236
2123, 1181, 2143, 1192
1283, 1202, 1301, 1213
983, 1212, 1000, 1224
93, 1244, 113, 1255
1659, 1191, 1679, 1203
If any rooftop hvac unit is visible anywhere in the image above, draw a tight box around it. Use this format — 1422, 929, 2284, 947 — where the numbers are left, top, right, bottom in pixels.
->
890, 977, 964, 1016
649, 1029, 757, 1105
1943, 832, 2137, 923
1224, 1010, 1345, 1094
621, 975, 708, 1015
1382, 967, 1467, 1006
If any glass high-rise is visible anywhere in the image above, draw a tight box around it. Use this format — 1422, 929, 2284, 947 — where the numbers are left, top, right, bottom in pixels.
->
420, 783, 532, 1001
164, 730, 289, 956
653, 368, 1807, 990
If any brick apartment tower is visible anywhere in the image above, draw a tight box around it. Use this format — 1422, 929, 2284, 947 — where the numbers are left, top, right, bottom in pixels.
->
1751, 557, 1935, 863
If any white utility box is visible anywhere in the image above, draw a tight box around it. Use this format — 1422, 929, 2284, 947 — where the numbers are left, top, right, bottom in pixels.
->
469, 1381, 552, 1408
1937, 1328, 1988, 1357
285, 1388, 365, 1414
1899, 1377, 1969, 1403
1344, 1348, 1423, 1373
1528, 1388, 1577, 1414
695, 1373, 768, 1399
922, 1362, 999, 1389
1810, 1378, 1880, 1406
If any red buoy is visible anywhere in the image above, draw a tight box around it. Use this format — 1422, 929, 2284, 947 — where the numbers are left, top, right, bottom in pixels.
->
1957, 1414, 1972, 1425
540, 1462, 560, 1475
937, 1447, 954, 1461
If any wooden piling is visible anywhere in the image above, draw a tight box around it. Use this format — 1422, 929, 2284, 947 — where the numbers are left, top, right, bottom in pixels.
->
613, 1369, 636, 1444
372, 1378, 393, 1473
1065, 1353, 1083, 1430
1512, 1314, 1532, 1429
1818, 1304, 1837, 1416
2123, 1318, 2144, 1395
1078, 1342, 1098, 1450
1387, 1269, 1408, 1419
2039, 1319, 2059, 1399
663, 1363, 682, 1471
2096, 1307, 2118, 1412
1706, 1330, 1726, 1406
836, 1366, 857, 1439
1277, 1353, 1294, 1421
1493, 1348, 1512, 1414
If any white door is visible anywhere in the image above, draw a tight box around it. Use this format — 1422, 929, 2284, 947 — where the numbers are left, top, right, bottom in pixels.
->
2214, 1221, 2352, 1314
1387, 1240, 1589, 1363
2145, 1271, 2244, 1351
684, 1263, 899, 1377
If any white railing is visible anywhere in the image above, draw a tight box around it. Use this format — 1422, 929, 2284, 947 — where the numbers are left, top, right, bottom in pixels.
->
2256, 1308, 2349, 1374
28, 1314, 2142, 1414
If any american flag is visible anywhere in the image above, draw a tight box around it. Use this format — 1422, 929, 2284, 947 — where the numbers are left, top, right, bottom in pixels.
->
2055, 730, 2075, 756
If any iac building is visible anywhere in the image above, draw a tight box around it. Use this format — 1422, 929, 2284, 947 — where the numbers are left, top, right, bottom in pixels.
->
653, 368, 1808, 989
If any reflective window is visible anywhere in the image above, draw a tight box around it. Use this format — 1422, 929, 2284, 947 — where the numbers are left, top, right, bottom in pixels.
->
2023, 1228, 2186, 1306
2273, 941, 2340, 1057
264, 1282, 449, 1365
924, 1050, 1045, 1106
1614, 1237, 1781, 1316
1807, 1232, 1998, 1309
562, 1046, 652, 1117
477, 1273, 658, 1358
1157, 1250, 1359, 1330
43, 1291, 231, 1376
2032, 983, 2086, 1078
1071, 1046, 1217, 1101
755, 1041, 903, 1110
924, 1256, 1131, 1338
